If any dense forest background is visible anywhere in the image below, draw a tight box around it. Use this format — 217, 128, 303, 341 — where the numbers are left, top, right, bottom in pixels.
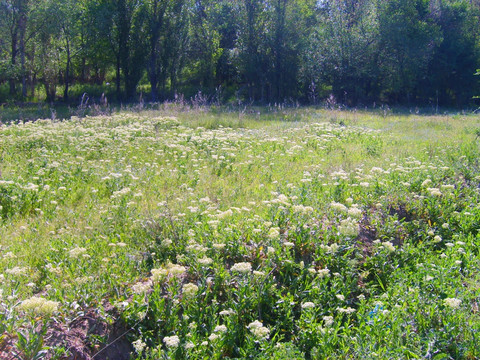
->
1, 0, 480, 107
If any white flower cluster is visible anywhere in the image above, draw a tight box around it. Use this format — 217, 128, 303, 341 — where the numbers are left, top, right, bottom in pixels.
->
336, 307, 356, 314
182, 283, 199, 298
339, 218, 359, 237
214, 324, 228, 333
323, 316, 334, 327
444, 297, 462, 309
5, 266, 28, 276
132, 339, 146, 353
19, 296, 59, 316
231, 262, 252, 273
247, 320, 270, 339
132, 281, 152, 295
163, 335, 180, 348
301, 302, 315, 309
219, 308, 235, 316
317, 268, 331, 278
69, 247, 87, 259
331, 201, 348, 213
151, 262, 187, 282
382, 241, 395, 252
292, 205, 314, 214
427, 187, 442, 197
198, 256, 213, 265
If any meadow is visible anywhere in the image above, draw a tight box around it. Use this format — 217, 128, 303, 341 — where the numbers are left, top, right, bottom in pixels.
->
1, 107, 480, 359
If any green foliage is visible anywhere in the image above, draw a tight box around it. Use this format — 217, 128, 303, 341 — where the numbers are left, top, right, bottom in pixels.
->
1, 0, 480, 106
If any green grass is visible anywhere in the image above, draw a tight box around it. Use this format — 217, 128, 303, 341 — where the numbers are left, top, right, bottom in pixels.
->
1, 108, 480, 359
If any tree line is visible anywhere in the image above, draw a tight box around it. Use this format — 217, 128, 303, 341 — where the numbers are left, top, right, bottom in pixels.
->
1, 0, 480, 107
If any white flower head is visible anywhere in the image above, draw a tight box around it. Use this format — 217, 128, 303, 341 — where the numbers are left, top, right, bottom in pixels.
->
19, 296, 59, 316
132, 339, 146, 354
69, 247, 87, 259
444, 298, 462, 309
323, 315, 334, 327
214, 324, 227, 333
317, 268, 330, 278
231, 262, 252, 273
331, 201, 348, 213
163, 335, 180, 348
301, 302, 315, 309
247, 320, 270, 339
182, 283, 199, 299
382, 241, 395, 252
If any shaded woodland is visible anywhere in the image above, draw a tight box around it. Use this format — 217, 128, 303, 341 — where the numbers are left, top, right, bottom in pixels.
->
1, 0, 480, 106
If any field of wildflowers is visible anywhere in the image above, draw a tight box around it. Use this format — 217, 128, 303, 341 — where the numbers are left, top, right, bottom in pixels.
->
1, 108, 480, 359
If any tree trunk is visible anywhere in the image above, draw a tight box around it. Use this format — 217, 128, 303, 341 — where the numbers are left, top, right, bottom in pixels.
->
19, 0, 28, 99
10, 28, 18, 96
63, 34, 71, 102
31, 72, 36, 99
45, 81, 55, 103
116, 55, 121, 98
29, 43, 36, 98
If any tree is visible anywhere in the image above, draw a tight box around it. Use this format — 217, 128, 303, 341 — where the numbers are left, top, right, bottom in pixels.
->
377, 0, 441, 103
305, 0, 380, 104
56, 0, 83, 102
146, 0, 189, 101
0, 0, 30, 98
188, 0, 223, 91
268, 0, 316, 101
422, 0, 480, 106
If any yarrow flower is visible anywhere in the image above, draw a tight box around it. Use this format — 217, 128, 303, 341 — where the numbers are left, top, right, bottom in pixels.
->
182, 283, 199, 298
348, 206, 362, 219
336, 307, 356, 314
323, 316, 334, 327
301, 302, 315, 309
163, 335, 180, 348
219, 308, 235, 316
19, 296, 59, 316
317, 268, 330, 278
247, 320, 270, 339
132, 281, 152, 295
151, 268, 168, 282
231, 262, 252, 273
293, 205, 314, 214
444, 298, 462, 309
427, 187, 442, 197
214, 324, 227, 333
132, 339, 146, 354
330, 201, 348, 213
421, 179, 432, 187
197, 256, 213, 265
268, 227, 280, 239
5, 266, 28, 276
208, 333, 220, 341
338, 218, 359, 237
382, 241, 395, 252
167, 262, 187, 275
69, 247, 87, 259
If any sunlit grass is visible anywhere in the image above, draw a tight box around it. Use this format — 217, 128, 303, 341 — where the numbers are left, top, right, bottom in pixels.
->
1, 108, 480, 359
